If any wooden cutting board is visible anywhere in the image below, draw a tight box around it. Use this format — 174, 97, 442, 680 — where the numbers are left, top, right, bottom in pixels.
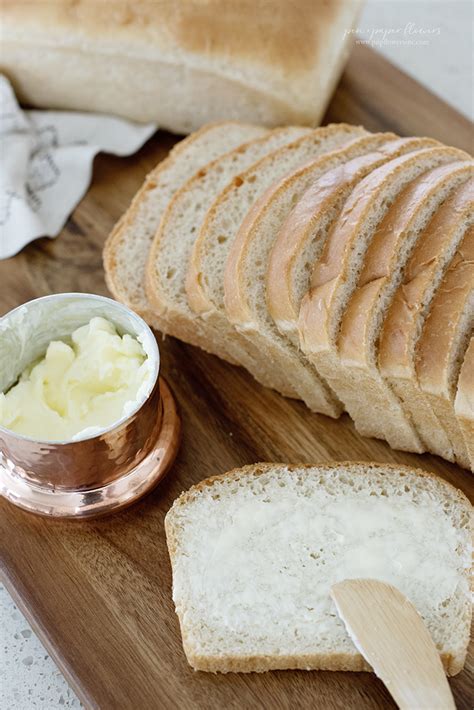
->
0, 45, 472, 710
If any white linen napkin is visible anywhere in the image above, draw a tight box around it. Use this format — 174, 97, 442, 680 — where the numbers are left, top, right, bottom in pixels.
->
0, 75, 156, 259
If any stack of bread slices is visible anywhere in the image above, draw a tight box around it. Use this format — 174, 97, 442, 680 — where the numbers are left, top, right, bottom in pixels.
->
103, 122, 473, 471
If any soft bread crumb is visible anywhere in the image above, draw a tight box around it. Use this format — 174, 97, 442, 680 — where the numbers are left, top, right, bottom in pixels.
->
166, 463, 471, 675
104, 122, 268, 317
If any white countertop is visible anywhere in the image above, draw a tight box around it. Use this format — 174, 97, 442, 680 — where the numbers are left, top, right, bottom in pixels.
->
358, 0, 472, 120
1, 2, 472, 708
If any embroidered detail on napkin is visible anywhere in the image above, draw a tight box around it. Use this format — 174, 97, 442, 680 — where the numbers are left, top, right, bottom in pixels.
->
0, 75, 156, 259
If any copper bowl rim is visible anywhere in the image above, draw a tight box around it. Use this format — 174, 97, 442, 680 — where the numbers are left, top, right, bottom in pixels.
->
0, 292, 160, 446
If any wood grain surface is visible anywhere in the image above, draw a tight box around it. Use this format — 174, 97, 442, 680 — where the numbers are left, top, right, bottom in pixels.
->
0, 45, 472, 710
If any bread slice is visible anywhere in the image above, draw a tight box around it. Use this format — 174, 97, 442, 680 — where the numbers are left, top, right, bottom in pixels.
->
379, 179, 474, 461
337, 161, 473, 449
225, 133, 398, 415
267, 137, 440, 346
188, 125, 367, 322
165, 462, 472, 675
144, 126, 310, 363
455, 337, 474, 470
103, 122, 268, 326
186, 124, 366, 401
416, 227, 474, 469
298, 147, 469, 450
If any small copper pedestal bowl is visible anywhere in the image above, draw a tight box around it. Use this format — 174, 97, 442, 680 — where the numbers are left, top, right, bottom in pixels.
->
0, 293, 180, 519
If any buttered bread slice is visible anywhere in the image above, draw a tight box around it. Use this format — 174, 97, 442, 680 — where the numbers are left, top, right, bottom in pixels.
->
166, 463, 472, 674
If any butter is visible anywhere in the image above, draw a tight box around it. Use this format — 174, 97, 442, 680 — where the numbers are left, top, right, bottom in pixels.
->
175, 487, 463, 649
0, 317, 152, 441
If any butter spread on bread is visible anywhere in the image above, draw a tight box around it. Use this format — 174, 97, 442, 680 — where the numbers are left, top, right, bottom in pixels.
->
166, 463, 472, 674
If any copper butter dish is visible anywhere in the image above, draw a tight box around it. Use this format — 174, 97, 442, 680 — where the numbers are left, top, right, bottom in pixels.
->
0, 293, 180, 518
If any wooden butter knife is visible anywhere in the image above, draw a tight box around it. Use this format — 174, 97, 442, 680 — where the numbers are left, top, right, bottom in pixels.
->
330, 579, 456, 710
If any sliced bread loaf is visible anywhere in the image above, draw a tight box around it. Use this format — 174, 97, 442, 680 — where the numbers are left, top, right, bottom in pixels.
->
166, 462, 472, 674
298, 146, 469, 450
379, 179, 474, 461
144, 126, 309, 365
185, 124, 366, 400
416, 227, 474, 469
222, 133, 403, 414
187, 125, 367, 321
103, 122, 268, 326
337, 161, 473, 449
267, 136, 440, 346
455, 337, 474, 470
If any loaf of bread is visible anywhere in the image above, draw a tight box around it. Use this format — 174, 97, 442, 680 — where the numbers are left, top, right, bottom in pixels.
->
165, 462, 472, 673
0, 0, 362, 133
103, 121, 473, 471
